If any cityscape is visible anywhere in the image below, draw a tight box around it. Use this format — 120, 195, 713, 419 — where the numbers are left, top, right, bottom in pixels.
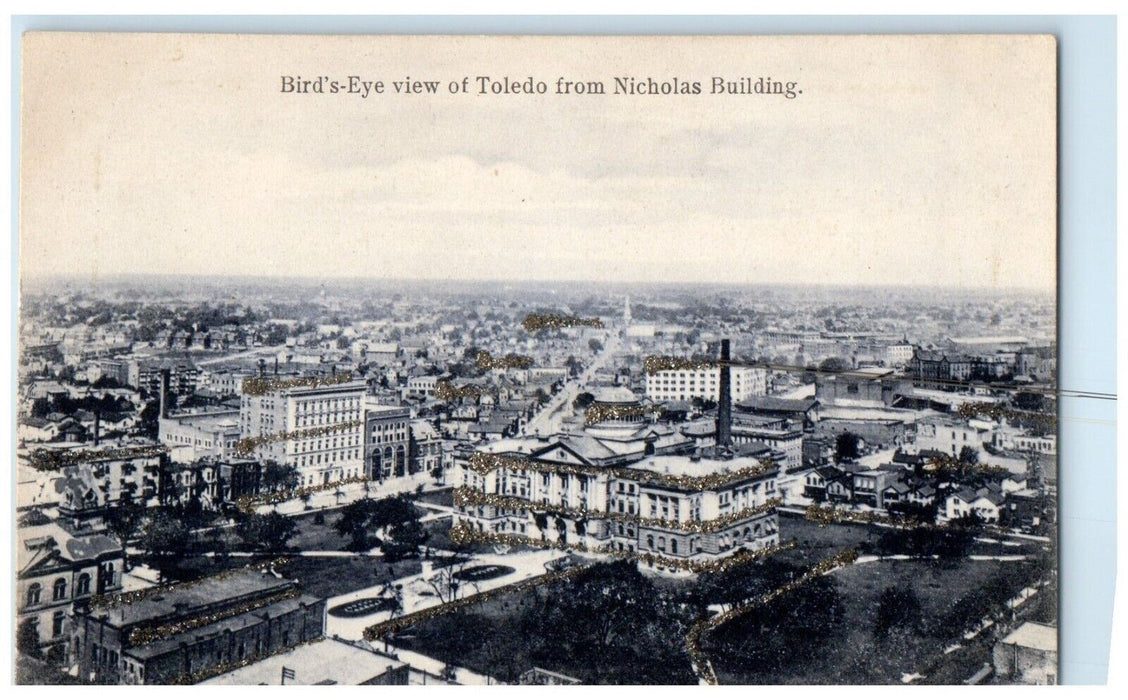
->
15, 276, 1058, 685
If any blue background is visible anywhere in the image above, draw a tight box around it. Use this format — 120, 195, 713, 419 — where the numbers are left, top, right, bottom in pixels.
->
10, 14, 1117, 685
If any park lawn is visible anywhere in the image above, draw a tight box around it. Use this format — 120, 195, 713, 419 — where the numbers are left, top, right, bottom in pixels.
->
775, 511, 884, 568
276, 555, 422, 599
282, 500, 437, 552
776, 511, 1043, 565
285, 508, 352, 551
710, 558, 1025, 685
394, 559, 700, 684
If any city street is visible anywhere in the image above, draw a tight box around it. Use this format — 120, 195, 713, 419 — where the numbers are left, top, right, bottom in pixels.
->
522, 329, 621, 436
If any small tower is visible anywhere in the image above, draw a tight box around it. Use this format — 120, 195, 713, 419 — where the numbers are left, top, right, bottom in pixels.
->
623, 295, 632, 324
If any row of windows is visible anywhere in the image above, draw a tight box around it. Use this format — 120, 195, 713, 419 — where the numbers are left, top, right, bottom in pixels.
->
25, 573, 93, 606
295, 451, 360, 467
292, 436, 360, 452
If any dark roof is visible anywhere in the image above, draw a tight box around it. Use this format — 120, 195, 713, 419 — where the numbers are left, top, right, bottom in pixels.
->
735, 397, 818, 413
93, 569, 295, 628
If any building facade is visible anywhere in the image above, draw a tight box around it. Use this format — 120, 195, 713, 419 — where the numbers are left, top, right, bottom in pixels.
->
453, 433, 780, 575
159, 408, 241, 461
72, 570, 325, 685
364, 403, 412, 480
645, 365, 768, 404
17, 523, 122, 661
240, 379, 367, 487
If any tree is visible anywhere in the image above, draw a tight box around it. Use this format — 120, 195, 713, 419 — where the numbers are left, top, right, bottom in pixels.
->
105, 501, 146, 570
384, 519, 430, 562
335, 498, 377, 551
140, 511, 191, 582
819, 357, 851, 373
260, 461, 299, 494
588, 338, 603, 353
572, 392, 596, 410
16, 619, 40, 658
565, 355, 583, 378
958, 446, 980, 465
236, 511, 298, 553
835, 432, 862, 462
874, 586, 923, 638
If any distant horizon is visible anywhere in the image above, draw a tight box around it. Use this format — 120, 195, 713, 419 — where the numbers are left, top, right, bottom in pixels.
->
18, 271, 1057, 296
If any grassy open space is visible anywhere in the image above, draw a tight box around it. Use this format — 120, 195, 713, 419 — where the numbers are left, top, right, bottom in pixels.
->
277, 555, 422, 599
393, 559, 700, 684
706, 557, 1043, 685
392, 512, 1049, 685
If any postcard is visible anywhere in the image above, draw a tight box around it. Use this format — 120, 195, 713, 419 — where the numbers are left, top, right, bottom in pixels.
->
16, 33, 1057, 685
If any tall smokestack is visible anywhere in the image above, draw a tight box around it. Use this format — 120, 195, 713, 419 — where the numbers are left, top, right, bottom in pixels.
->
717, 339, 732, 448
93, 410, 100, 446
159, 369, 171, 419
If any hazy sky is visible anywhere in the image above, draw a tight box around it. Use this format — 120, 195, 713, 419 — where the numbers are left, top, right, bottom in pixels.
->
20, 34, 1056, 290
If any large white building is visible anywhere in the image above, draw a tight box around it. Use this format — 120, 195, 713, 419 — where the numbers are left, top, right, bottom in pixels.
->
645, 365, 768, 403
239, 379, 367, 486
453, 432, 780, 575
159, 408, 241, 461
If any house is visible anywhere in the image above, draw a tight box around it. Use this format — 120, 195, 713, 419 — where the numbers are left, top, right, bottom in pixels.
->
1001, 489, 1044, 531
880, 479, 912, 507
825, 471, 853, 503
908, 483, 938, 506
803, 465, 844, 502
18, 416, 58, 443
851, 469, 889, 508
944, 487, 1005, 523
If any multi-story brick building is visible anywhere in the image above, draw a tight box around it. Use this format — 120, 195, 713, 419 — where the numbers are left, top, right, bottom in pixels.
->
456, 343, 779, 575
71, 569, 325, 684
364, 403, 411, 480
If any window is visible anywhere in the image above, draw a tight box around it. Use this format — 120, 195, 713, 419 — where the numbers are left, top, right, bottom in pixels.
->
53, 578, 67, 601
77, 573, 91, 596
51, 611, 65, 637
26, 583, 41, 606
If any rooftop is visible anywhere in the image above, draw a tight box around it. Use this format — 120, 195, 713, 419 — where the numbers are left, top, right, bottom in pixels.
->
92, 569, 295, 628
125, 593, 321, 661
201, 637, 404, 686
630, 453, 775, 479
999, 622, 1057, 653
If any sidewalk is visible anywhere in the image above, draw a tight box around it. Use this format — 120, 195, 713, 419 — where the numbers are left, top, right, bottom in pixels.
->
325, 549, 563, 640
257, 472, 437, 516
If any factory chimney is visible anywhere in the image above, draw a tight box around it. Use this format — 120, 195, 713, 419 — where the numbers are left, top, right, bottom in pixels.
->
258, 358, 267, 378
158, 368, 171, 419
717, 339, 732, 448
93, 410, 101, 446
